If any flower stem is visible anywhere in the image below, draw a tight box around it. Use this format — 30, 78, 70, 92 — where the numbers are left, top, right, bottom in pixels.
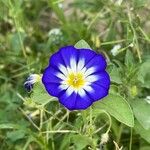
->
117, 124, 123, 144
129, 128, 133, 150
90, 107, 93, 127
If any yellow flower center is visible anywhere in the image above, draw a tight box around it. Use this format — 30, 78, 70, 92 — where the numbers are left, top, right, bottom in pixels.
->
67, 72, 85, 89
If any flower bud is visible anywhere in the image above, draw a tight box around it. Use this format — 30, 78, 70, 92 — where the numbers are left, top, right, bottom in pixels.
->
24, 74, 41, 92
100, 133, 109, 145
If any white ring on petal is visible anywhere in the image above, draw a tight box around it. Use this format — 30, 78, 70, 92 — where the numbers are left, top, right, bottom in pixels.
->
70, 57, 77, 72
80, 67, 87, 74
56, 72, 67, 80
78, 88, 86, 97
84, 67, 96, 77
84, 85, 94, 93
66, 67, 72, 74
77, 58, 85, 72
66, 86, 74, 96
58, 64, 68, 76
59, 84, 69, 90
84, 82, 92, 86
86, 75, 99, 82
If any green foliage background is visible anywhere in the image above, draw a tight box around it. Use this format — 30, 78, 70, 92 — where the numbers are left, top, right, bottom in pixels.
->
0, 0, 150, 149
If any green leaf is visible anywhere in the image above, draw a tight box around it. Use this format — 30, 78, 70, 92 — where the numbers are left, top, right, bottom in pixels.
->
125, 50, 135, 67
132, 99, 150, 130
109, 66, 122, 84
134, 120, 150, 143
59, 134, 71, 150
71, 135, 93, 150
140, 146, 150, 150
9, 32, 26, 52
31, 83, 55, 105
93, 93, 134, 127
74, 39, 91, 49
7, 130, 25, 142
48, 0, 66, 23
0, 123, 19, 129
138, 60, 150, 88
134, 0, 149, 7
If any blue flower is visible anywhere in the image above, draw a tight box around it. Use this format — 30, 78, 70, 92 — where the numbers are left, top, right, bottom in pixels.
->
24, 74, 41, 92
42, 46, 110, 110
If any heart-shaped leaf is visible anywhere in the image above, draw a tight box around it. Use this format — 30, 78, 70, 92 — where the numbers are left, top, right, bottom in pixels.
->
93, 94, 134, 127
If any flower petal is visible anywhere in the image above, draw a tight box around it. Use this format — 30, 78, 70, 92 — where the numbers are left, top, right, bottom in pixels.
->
70, 57, 77, 72
56, 72, 67, 80
59, 92, 77, 110
86, 74, 99, 82
66, 86, 74, 96
78, 48, 96, 65
49, 51, 65, 70
42, 66, 62, 84
84, 67, 96, 77
78, 88, 86, 97
93, 71, 110, 89
59, 46, 78, 68
59, 91, 92, 110
43, 83, 63, 97
87, 83, 109, 102
83, 85, 94, 93
58, 64, 69, 77
85, 54, 107, 72
75, 93, 93, 110
77, 58, 85, 72
59, 84, 69, 90
87, 72, 110, 101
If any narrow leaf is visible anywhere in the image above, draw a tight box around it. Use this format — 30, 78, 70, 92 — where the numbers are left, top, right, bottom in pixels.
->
0, 123, 19, 129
